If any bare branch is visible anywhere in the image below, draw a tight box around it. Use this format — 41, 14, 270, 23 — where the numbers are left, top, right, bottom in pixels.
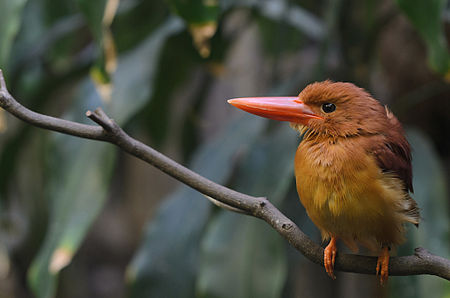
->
0, 70, 108, 141
86, 108, 115, 132
0, 69, 449, 281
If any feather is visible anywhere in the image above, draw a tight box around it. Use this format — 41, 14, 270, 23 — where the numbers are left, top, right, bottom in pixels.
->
369, 106, 413, 193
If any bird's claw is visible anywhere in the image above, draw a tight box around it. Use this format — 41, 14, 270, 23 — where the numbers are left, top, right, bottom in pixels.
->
376, 247, 390, 285
324, 237, 337, 280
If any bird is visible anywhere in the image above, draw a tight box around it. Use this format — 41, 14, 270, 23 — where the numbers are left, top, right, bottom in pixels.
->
227, 81, 420, 284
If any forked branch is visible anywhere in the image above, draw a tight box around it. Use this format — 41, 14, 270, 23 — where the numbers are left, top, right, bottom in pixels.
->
1, 69, 449, 281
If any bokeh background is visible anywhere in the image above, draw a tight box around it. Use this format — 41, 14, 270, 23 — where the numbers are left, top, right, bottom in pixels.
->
0, 0, 449, 297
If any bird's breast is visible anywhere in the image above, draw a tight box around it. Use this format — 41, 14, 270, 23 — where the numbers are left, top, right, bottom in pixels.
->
294, 138, 378, 212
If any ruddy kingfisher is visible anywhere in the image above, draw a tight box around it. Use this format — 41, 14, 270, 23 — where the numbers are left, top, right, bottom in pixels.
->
228, 81, 420, 284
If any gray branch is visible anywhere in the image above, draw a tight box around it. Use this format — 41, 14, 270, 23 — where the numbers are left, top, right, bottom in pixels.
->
1, 69, 449, 281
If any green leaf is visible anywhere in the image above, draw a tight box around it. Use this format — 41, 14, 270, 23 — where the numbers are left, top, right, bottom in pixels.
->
197, 125, 297, 298
28, 82, 115, 298
167, 0, 220, 57
28, 18, 184, 298
138, 31, 198, 146
389, 128, 449, 298
167, 0, 220, 24
77, 0, 114, 93
109, 17, 184, 123
77, 0, 107, 42
113, 0, 170, 53
396, 0, 450, 75
42, 0, 74, 23
0, 0, 28, 71
127, 116, 267, 298
8, 1, 84, 78
127, 189, 210, 298
198, 214, 286, 298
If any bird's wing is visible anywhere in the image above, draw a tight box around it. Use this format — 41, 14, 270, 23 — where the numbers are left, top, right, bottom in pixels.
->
369, 107, 413, 193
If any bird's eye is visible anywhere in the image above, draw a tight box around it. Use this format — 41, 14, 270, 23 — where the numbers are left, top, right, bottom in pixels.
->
321, 103, 336, 113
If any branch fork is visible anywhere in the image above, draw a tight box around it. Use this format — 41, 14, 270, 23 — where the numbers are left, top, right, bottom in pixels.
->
0, 69, 448, 281
86, 108, 114, 132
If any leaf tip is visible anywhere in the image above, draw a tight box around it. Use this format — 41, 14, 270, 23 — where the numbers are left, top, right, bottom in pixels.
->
49, 247, 73, 274
189, 22, 218, 58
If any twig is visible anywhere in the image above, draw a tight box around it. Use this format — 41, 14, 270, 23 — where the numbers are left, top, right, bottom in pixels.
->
0, 69, 449, 280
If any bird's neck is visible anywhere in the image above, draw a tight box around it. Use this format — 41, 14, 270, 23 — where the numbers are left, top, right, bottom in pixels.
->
293, 123, 339, 144
296, 133, 372, 171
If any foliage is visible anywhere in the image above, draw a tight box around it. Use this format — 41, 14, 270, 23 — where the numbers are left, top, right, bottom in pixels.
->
395, 0, 450, 75
0, 0, 448, 297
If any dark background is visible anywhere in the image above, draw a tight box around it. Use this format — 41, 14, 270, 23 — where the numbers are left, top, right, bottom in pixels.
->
0, 0, 449, 297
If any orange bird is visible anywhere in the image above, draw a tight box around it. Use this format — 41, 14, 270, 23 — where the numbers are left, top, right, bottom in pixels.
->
228, 81, 419, 283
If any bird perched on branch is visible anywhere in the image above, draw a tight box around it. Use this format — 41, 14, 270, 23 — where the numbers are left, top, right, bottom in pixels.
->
228, 81, 419, 284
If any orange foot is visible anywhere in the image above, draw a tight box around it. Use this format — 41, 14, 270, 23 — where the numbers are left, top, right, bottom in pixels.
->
324, 237, 337, 279
376, 246, 390, 285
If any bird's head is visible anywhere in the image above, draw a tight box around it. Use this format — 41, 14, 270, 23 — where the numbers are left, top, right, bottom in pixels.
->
228, 81, 388, 139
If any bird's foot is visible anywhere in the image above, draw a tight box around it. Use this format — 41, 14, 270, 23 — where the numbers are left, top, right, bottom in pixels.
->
376, 246, 390, 285
324, 237, 337, 279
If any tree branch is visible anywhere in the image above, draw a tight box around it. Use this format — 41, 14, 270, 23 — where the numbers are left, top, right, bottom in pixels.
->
0, 69, 449, 281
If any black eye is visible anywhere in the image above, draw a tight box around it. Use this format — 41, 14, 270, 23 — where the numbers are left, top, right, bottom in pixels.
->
321, 103, 336, 113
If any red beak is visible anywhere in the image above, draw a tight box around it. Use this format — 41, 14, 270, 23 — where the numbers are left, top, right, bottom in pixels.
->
227, 97, 322, 124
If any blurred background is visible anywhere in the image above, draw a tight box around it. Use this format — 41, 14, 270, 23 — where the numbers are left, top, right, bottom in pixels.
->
0, 0, 449, 297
